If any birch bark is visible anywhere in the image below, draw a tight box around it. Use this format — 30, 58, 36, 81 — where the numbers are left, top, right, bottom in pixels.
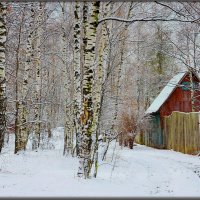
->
78, 1, 100, 178
15, 6, 29, 153
63, 2, 74, 155
18, 4, 34, 151
91, 2, 110, 177
0, 3, 6, 152
73, 1, 82, 157
32, 3, 44, 150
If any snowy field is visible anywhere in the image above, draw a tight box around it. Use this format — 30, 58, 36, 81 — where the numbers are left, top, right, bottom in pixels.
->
0, 127, 200, 197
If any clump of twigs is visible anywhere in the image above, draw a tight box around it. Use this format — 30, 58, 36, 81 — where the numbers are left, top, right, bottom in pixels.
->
118, 111, 138, 149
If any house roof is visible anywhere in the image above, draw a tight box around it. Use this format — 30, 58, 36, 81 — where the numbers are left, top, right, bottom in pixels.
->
145, 71, 189, 115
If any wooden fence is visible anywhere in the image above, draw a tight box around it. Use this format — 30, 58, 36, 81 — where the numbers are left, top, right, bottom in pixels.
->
163, 111, 200, 154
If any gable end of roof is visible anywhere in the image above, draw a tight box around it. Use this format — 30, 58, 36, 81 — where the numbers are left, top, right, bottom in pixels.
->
145, 71, 189, 115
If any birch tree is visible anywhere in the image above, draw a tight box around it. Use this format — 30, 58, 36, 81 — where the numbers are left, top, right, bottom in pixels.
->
90, 2, 111, 177
78, 1, 100, 178
14, 5, 28, 154
62, 2, 74, 155
32, 3, 44, 150
72, 1, 82, 156
14, 4, 35, 153
0, 3, 7, 153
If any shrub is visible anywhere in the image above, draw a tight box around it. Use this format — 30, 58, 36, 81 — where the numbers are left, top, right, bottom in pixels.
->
118, 111, 138, 149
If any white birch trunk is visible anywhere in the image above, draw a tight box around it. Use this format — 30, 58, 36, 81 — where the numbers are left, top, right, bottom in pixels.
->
91, 2, 110, 177
32, 3, 43, 150
62, 2, 74, 155
78, 1, 100, 178
14, 6, 28, 154
0, 3, 6, 153
73, 2, 82, 156
18, 4, 34, 152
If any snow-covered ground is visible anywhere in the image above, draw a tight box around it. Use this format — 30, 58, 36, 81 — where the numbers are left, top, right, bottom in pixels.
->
0, 127, 200, 197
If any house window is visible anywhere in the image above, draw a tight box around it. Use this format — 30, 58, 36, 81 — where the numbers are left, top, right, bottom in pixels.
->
181, 82, 199, 91
181, 82, 190, 91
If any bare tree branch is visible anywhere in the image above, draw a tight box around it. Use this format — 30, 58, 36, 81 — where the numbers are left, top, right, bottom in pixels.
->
98, 16, 200, 25
155, 1, 186, 18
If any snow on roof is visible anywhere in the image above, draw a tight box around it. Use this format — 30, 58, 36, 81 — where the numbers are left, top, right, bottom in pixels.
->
145, 71, 187, 115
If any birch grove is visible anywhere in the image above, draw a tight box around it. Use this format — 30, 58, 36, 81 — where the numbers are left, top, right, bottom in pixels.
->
0, 1, 200, 180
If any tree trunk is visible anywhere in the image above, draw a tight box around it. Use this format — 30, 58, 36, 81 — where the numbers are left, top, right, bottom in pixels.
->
17, 4, 34, 153
14, 6, 27, 154
0, 3, 6, 153
32, 3, 43, 150
73, 1, 82, 157
78, 1, 100, 178
91, 2, 110, 177
63, 2, 74, 156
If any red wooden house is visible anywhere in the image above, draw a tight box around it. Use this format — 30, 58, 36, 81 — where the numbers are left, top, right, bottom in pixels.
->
144, 71, 200, 148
